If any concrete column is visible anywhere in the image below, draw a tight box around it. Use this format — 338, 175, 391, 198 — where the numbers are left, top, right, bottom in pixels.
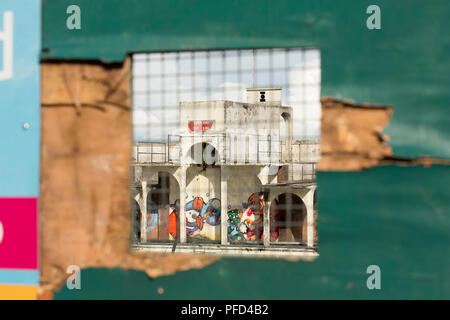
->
281, 111, 293, 162
286, 115, 293, 162
134, 180, 149, 243
179, 165, 187, 243
220, 167, 228, 245
263, 190, 270, 247
257, 166, 269, 185
303, 186, 316, 247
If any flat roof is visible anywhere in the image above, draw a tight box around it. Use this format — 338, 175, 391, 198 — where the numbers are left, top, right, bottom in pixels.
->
246, 87, 282, 91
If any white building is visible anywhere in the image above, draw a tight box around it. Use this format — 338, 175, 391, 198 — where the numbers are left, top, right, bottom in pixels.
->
131, 88, 319, 258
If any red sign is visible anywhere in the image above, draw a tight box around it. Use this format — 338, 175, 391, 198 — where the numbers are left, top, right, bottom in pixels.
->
188, 120, 214, 132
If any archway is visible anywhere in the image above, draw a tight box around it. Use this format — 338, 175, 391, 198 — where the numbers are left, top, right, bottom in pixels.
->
280, 115, 286, 140
146, 171, 180, 242
185, 162, 221, 243
188, 142, 219, 167
280, 112, 292, 161
270, 193, 307, 243
226, 174, 263, 243
131, 184, 141, 242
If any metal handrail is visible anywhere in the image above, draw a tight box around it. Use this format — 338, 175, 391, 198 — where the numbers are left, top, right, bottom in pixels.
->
134, 134, 317, 166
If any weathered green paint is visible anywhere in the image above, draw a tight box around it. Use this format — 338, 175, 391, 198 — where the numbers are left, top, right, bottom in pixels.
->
55, 165, 450, 299
44, 0, 450, 299
42, 0, 450, 159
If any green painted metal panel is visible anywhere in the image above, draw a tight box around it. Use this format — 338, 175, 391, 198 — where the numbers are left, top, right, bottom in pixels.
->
42, 0, 450, 299
55, 165, 450, 299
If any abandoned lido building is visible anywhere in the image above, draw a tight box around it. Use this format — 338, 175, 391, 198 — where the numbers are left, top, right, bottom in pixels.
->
131, 87, 319, 258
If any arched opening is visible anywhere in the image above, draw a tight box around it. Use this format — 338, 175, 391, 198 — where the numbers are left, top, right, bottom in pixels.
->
280, 112, 292, 161
281, 112, 291, 138
280, 115, 286, 140
226, 174, 263, 243
131, 185, 141, 242
143, 171, 180, 242
188, 142, 218, 168
185, 164, 221, 243
271, 193, 307, 243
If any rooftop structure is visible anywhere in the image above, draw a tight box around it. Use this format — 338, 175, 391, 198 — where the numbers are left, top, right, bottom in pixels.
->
131, 88, 319, 258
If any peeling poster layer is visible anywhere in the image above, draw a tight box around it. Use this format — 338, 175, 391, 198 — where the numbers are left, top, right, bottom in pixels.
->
39, 60, 449, 298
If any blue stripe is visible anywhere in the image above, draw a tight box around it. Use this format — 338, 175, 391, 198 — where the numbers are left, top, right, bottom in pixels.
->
0, 0, 41, 197
0, 269, 39, 285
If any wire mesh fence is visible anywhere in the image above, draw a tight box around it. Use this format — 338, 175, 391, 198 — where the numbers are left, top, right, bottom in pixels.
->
130, 47, 320, 253
132, 47, 321, 142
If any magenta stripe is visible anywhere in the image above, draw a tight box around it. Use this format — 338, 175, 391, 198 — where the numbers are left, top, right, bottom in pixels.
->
0, 198, 38, 270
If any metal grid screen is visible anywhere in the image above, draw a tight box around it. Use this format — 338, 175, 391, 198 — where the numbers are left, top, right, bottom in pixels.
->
131, 47, 320, 254
132, 48, 321, 142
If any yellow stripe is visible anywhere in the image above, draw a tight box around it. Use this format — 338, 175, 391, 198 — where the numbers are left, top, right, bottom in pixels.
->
0, 285, 38, 300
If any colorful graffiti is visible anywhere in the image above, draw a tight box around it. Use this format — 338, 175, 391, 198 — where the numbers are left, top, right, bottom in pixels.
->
185, 197, 221, 240
135, 192, 280, 243
134, 199, 161, 241
227, 192, 262, 241
134, 200, 158, 236
146, 200, 159, 232
136, 196, 221, 241
227, 192, 279, 242
227, 209, 246, 241
168, 200, 179, 240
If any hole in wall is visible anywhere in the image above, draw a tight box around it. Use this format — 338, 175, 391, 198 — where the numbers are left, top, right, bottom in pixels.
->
130, 47, 321, 258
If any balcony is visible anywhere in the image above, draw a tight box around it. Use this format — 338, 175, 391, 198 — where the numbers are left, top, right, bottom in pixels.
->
132, 134, 319, 169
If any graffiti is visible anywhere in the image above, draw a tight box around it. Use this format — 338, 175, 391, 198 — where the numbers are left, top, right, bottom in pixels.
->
246, 192, 264, 215
134, 191, 280, 243
227, 192, 262, 241
227, 209, 245, 241
134, 199, 158, 234
186, 213, 204, 237
227, 192, 279, 242
168, 200, 179, 240
185, 196, 221, 240
146, 200, 159, 232
135, 196, 221, 241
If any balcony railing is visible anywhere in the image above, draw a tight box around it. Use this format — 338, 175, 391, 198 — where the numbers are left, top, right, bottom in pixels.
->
132, 134, 319, 167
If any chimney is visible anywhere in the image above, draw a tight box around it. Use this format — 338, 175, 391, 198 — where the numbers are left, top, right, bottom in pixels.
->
246, 87, 282, 105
